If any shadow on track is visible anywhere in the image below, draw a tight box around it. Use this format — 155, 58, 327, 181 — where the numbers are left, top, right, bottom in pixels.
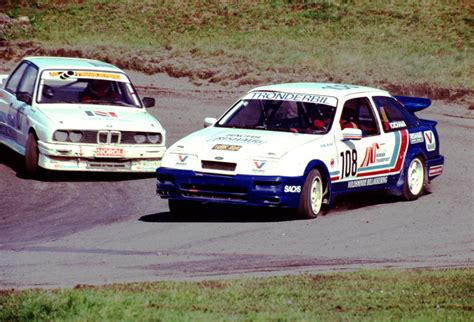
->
0, 144, 155, 182
141, 189, 429, 223
140, 204, 297, 223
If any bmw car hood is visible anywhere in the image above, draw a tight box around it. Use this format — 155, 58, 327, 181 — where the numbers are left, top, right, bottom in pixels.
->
38, 104, 162, 131
169, 127, 323, 159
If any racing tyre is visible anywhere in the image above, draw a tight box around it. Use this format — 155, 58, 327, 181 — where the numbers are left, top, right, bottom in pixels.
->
297, 169, 327, 219
402, 156, 426, 201
25, 133, 40, 178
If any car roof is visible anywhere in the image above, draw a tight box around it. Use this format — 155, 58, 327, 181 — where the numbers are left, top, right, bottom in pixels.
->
250, 82, 389, 98
23, 56, 123, 73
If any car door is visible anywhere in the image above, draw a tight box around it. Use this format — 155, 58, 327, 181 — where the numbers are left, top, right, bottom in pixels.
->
0, 61, 29, 146
3, 62, 38, 149
335, 96, 399, 189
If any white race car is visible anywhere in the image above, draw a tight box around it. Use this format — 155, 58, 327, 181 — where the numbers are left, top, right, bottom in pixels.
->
157, 83, 444, 219
0, 56, 166, 176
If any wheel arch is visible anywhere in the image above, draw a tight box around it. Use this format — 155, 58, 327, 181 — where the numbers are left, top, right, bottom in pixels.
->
302, 160, 333, 204
395, 147, 428, 196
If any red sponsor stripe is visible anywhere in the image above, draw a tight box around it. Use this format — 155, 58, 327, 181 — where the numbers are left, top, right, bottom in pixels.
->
393, 129, 408, 172
331, 176, 340, 182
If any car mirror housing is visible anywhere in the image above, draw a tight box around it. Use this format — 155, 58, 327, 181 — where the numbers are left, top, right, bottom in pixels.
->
142, 97, 155, 108
204, 117, 217, 128
341, 128, 362, 141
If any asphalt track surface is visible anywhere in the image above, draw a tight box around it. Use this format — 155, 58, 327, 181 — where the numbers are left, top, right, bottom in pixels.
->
0, 71, 472, 289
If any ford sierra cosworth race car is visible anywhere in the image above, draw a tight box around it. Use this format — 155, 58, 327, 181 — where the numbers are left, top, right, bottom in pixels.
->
0, 56, 166, 177
156, 83, 444, 219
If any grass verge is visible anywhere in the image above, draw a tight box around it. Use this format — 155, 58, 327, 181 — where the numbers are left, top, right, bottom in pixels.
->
1, 268, 473, 321
1, 1, 473, 102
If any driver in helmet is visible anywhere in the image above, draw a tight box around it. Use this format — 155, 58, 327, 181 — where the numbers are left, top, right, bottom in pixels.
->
80, 79, 119, 103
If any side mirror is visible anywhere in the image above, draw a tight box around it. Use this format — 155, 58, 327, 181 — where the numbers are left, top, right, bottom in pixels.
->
142, 97, 155, 108
204, 117, 217, 128
341, 128, 362, 141
17, 91, 32, 105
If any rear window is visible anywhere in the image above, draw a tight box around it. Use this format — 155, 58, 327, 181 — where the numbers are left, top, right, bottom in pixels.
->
372, 96, 419, 132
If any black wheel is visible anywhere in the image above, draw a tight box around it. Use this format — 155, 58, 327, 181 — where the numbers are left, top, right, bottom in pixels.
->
25, 132, 40, 178
168, 199, 200, 217
297, 169, 327, 219
402, 156, 426, 201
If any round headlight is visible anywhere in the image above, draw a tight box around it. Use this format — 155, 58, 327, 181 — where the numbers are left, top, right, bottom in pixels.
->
69, 131, 83, 143
134, 133, 146, 143
147, 133, 160, 144
53, 130, 68, 142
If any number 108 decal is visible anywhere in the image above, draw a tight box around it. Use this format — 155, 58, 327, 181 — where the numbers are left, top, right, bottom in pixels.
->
340, 149, 357, 179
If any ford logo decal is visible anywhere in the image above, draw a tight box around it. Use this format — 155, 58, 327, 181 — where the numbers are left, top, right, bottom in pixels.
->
215, 156, 224, 160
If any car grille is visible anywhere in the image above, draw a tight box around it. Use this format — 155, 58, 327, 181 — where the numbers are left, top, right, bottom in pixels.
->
180, 183, 247, 201
201, 160, 237, 172
65, 130, 162, 144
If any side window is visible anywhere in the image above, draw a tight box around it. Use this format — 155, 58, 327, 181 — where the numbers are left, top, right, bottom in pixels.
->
17, 65, 38, 96
340, 97, 379, 136
373, 96, 419, 132
5, 62, 28, 94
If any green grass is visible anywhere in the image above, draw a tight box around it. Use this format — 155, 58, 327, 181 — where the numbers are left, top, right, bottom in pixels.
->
1, 1, 473, 101
1, 268, 473, 321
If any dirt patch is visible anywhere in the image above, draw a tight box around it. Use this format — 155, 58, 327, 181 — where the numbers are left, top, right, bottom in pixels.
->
0, 40, 472, 104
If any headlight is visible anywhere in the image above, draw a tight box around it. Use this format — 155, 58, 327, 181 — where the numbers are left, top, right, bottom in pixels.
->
134, 133, 147, 143
53, 130, 68, 142
69, 131, 83, 143
147, 133, 161, 144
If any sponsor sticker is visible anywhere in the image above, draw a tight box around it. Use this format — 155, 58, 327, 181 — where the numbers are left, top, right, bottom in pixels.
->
243, 91, 337, 107
409, 132, 424, 144
424, 130, 436, 151
85, 111, 119, 118
96, 147, 124, 157
284, 185, 301, 193
347, 176, 388, 188
49, 71, 122, 80
360, 143, 380, 168
209, 133, 266, 145
251, 160, 267, 173
389, 120, 406, 129
212, 144, 242, 151
254, 161, 266, 169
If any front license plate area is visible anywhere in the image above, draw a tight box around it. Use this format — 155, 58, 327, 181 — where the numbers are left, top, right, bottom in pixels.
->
95, 147, 124, 158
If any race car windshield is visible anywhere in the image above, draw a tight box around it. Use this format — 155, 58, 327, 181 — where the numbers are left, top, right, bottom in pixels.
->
37, 77, 141, 108
217, 99, 336, 134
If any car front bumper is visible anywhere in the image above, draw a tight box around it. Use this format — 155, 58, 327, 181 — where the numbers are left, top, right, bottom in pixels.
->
156, 167, 306, 208
38, 141, 166, 172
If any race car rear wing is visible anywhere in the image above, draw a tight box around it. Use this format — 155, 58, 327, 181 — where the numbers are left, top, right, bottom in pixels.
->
394, 95, 431, 113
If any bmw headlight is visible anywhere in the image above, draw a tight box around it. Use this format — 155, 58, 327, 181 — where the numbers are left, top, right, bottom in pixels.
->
69, 131, 83, 143
53, 130, 69, 142
147, 133, 161, 144
134, 133, 147, 143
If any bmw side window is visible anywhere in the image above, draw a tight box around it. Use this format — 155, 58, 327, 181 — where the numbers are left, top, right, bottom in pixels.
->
17, 65, 38, 96
373, 96, 419, 132
5, 62, 28, 94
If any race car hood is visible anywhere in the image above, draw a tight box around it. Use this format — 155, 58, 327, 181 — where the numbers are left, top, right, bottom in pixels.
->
169, 126, 323, 159
38, 104, 163, 132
